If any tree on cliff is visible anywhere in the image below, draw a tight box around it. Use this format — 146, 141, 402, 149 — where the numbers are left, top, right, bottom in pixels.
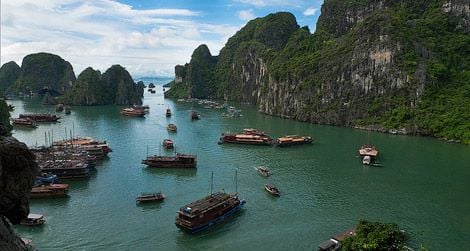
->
0, 61, 21, 93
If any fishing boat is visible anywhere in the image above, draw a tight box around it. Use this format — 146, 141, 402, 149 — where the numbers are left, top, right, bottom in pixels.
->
19, 113, 60, 122
359, 145, 379, 165
30, 183, 69, 198
264, 184, 280, 196
167, 123, 177, 132
120, 108, 145, 117
219, 128, 273, 145
163, 139, 174, 149
166, 108, 172, 117
20, 214, 46, 226
275, 135, 313, 147
256, 166, 270, 177
136, 192, 165, 203
11, 118, 37, 128
142, 153, 197, 168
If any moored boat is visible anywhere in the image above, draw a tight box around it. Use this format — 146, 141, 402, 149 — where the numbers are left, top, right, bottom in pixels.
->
167, 123, 177, 132
20, 214, 46, 226
166, 108, 172, 117
256, 166, 270, 177
190, 110, 200, 120
19, 113, 60, 122
136, 192, 165, 203
34, 173, 60, 186
359, 145, 379, 165
264, 184, 280, 196
12, 118, 37, 128
219, 128, 273, 145
120, 108, 145, 117
142, 153, 197, 168
276, 135, 313, 147
163, 139, 174, 149
30, 183, 69, 198
175, 192, 245, 234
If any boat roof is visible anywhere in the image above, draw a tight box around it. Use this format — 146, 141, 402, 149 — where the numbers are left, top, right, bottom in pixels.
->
27, 213, 44, 219
179, 192, 234, 217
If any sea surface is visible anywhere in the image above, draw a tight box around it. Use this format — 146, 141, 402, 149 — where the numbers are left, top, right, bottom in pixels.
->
8, 79, 470, 250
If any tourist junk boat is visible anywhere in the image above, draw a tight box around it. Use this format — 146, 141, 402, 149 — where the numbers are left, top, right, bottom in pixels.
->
167, 123, 177, 132
30, 183, 69, 198
19, 113, 60, 122
39, 160, 90, 179
359, 145, 379, 165
20, 214, 46, 226
219, 128, 273, 145
163, 139, 174, 149
136, 192, 165, 204
142, 153, 197, 168
11, 118, 37, 128
264, 184, 280, 196
166, 108, 172, 117
120, 107, 145, 117
256, 166, 270, 177
54, 137, 113, 154
275, 135, 313, 147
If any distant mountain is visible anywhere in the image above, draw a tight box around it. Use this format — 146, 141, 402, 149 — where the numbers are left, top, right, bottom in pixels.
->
10, 52, 76, 95
165, 1, 470, 144
0, 61, 20, 93
62, 65, 144, 105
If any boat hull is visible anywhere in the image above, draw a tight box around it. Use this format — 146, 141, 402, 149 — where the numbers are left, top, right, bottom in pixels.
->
219, 137, 272, 145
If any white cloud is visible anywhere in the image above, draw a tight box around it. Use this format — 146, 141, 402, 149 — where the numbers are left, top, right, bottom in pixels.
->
237, 9, 255, 21
232, 0, 310, 8
303, 7, 318, 16
0, 0, 234, 77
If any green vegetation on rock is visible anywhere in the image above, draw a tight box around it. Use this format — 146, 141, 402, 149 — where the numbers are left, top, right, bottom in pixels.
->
0, 61, 20, 93
0, 99, 12, 134
166, 1, 470, 144
10, 52, 76, 95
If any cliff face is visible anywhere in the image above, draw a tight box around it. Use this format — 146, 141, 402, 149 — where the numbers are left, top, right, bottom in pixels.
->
63, 65, 144, 105
11, 52, 76, 95
166, 1, 470, 144
0, 126, 38, 250
0, 61, 21, 93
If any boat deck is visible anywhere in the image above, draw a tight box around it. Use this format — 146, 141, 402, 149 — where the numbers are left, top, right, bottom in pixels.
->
180, 192, 232, 216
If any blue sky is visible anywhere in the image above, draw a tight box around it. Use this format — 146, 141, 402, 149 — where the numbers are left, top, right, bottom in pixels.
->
1, 0, 323, 77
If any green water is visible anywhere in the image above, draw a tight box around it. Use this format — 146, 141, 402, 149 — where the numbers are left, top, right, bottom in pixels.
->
8, 81, 470, 250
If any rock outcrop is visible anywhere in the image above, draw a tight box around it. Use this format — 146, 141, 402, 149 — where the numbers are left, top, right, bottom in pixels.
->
10, 52, 76, 95
165, 1, 470, 144
0, 125, 38, 250
0, 61, 21, 93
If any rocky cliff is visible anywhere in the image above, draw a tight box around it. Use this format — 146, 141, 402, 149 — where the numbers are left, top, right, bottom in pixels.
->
62, 65, 144, 105
166, 1, 470, 144
0, 99, 12, 134
0, 125, 38, 250
10, 52, 76, 95
0, 61, 21, 93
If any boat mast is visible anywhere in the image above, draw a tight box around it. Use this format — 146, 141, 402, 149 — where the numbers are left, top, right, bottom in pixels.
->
235, 170, 238, 193
210, 171, 213, 195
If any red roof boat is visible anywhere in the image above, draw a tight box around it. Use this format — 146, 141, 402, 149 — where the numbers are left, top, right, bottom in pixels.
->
219, 128, 273, 145
30, 183, 69, 198
276, 135, 313, 147
136, 192, 165, 203
19, 114, 60, 122
142, 153, 197, 168
359, 145, 379, 165
12, 118, 37, 128
163, 139, 174, 149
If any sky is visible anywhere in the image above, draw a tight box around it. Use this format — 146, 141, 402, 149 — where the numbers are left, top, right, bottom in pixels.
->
0, 0, 323, 78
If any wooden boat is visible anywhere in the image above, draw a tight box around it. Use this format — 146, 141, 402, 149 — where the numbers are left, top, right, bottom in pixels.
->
120, 108, 145, 117
142, 153, 197, 168
19, 113, 60, 122
219, 128, 273, 145
12, 118, 37, 128
133, 104, 150, 112
175, 192, 245, 234
167, 123, 177, 132
166, 108, 172, 117
318, 228, 356, 251
163, 139, 174, 149
20, 214, 46, 226
190, 110, 200, 120
136, 192, 165, 203
39, 161, 90, 179
30, 183, 69, 198
276, 135, 313, 147
264, 184, 280, 196
53, 137, 113, 154
359, 145, 379, 165
256, 166, 270, 177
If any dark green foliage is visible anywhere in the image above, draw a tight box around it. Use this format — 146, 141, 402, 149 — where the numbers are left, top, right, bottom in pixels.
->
341, 220, 409, 251
0, 61, 20, 93
0, 99, 12, 135
62, 65, 143, 105
11, 52, 76, 94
